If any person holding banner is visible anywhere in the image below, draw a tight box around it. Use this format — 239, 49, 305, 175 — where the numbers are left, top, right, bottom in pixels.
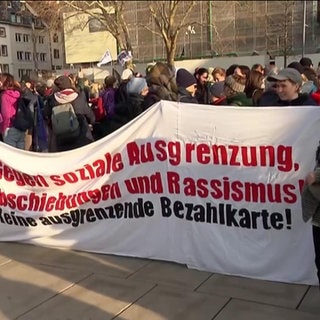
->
302, 167, 320, 288
266, 68, 317, 106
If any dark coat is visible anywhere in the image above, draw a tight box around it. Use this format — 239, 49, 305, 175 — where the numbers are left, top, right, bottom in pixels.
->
178, 87, 199, 104
45, 90, 95, 152
259, 91, 318, 107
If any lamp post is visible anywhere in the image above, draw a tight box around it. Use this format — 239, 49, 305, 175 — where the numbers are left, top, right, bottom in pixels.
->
302, 0, 307, 57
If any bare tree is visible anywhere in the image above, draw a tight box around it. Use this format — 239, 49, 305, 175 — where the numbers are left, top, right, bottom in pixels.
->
146, 0, 196, 68
25, 1, 133, 52
266, 0, 296, 67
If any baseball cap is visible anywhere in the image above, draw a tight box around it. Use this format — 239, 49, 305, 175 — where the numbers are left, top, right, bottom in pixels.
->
267, 68, 303, 86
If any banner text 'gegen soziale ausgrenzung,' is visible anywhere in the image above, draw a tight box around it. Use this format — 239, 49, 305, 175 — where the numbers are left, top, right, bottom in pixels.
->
0, 101, 319, 285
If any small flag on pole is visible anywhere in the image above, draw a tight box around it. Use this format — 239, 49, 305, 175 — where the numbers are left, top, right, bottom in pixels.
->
97, 49, 112, 67
117, 50, 133, 66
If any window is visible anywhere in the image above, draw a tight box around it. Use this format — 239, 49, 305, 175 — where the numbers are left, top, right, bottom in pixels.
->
15, 33, 21, 42
17, 51, 23, 60
38, 36, 44, 44
53, 49, 59, 59
10, 13, 16, 23
2, 64, 9, 73
53, 33, 59, 42
23, 34, 30, 42
25, 52, 31, 61
39, 53, 46, 61
7, 1, 12, 8
0, 27, 6, 37
16, 15, 21, 23
18, 69, 25, 79
1, 45, 8, 56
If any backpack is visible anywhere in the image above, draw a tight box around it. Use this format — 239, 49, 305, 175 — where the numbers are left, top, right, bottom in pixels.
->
12, 97, 34, 132
51, 102, 80, 144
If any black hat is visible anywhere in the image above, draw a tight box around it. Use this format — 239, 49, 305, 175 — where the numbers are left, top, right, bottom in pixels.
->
54, 75, 73, 90
299, 57, 313, 68
176, 68, 196, 89
287, 62, 304, 74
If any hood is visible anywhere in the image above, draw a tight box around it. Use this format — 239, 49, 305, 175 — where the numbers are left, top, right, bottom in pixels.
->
301, 81, 316, 94
54, 89, 78, 104
2, 89, 21, 99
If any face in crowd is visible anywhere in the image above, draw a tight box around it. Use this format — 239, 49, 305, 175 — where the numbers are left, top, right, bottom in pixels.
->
275, 79, 300, 101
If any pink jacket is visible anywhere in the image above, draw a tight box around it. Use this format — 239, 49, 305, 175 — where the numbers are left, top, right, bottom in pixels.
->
0, 89, 21, 134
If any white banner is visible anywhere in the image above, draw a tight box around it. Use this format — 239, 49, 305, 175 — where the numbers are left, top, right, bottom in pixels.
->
0, 101, 319, 285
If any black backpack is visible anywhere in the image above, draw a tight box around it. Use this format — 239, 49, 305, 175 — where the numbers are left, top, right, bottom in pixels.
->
12, 96, 34, 132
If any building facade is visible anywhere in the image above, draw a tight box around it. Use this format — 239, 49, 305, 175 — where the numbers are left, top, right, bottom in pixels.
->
0, 0, 66, 80
123, 1, 320, 63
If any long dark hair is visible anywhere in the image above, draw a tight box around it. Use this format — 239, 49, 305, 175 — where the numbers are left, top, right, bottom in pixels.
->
0, 73, 21, 91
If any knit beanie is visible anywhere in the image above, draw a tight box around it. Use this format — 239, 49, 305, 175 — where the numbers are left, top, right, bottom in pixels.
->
126, 77, 148, 95
54, 75, 73, 90
224, 75, 245, 93
176, 68, 196, 89
210, 81, 225, 98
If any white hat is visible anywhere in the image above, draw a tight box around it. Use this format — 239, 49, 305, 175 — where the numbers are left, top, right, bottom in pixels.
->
121, 69, 133, 81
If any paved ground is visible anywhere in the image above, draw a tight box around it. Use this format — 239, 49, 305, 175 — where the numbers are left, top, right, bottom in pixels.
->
0, 242, 319, 320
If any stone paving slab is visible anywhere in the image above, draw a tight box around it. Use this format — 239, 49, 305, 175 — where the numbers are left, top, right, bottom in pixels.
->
114, 285, 229, 320
128, 260, 212, 290
298, 286, 320, 315
0, 242, 319, 320
18, 274, 157, 320
213, 299, 319, 320
0, 261, 90, 320
0, 242, 150, 278
196, 273, 309, 309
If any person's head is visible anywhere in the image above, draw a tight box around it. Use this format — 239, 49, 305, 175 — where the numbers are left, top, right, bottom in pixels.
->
146, 62, 177, 91
176, 68, 197, 96
54, 75, 74, 91
0, 73, 20, 90
251, 63, 264, 75
224, 74, 246, 98
210, 81, 225, 102
245, 70, 265, 98
226, 64, 239, 77
212, 67, 226, 82
104, 75, 117, 89
194, 67, 209, 86
300, 57, 313, 69
234, 65, 250, 80
126, 76, 149, 96
267, 68, 302, 101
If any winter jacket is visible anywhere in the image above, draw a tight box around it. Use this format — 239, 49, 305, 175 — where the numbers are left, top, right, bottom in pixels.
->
178, 87, 199, 104
100, 87, 116, 119
0, 89, 21, 135
45, 89, 95, 151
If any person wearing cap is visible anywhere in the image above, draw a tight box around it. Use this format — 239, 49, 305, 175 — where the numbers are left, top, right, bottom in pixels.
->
125, 76, 149, 116
267, 68, 317, 106
209, 81, 225, 105
223, 74, 253, 106
105, 76, 147, 135
176, 68, 198, 104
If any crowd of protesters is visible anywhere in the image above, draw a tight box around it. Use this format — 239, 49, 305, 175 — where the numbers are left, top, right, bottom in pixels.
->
1, 56, 320, 153
1, 56, 320, 287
